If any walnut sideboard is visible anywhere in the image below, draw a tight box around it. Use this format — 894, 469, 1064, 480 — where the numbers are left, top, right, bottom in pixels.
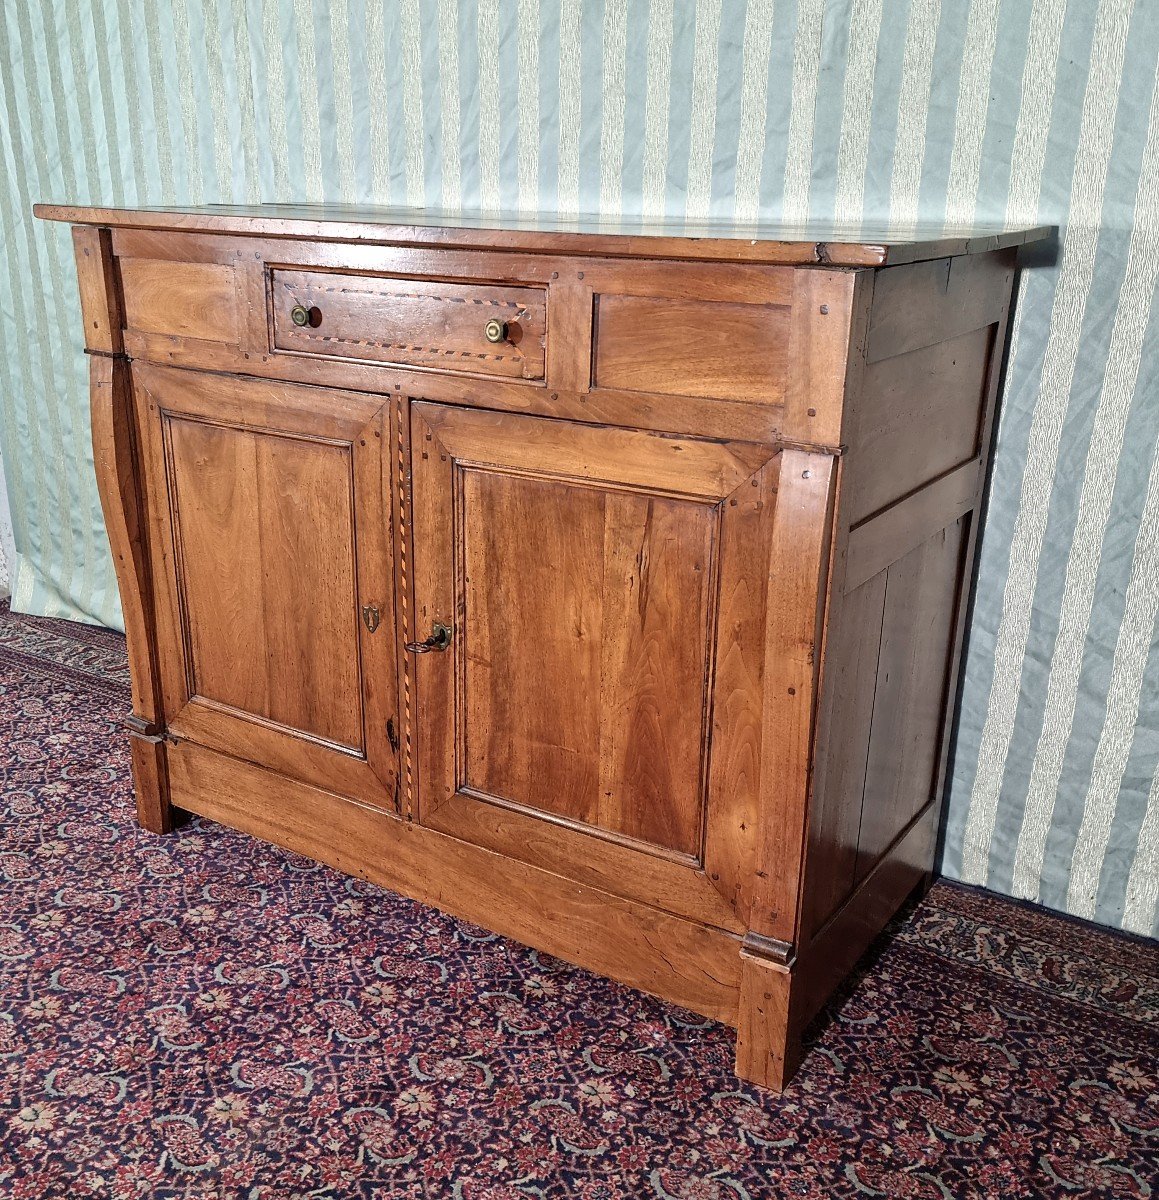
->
37, 203, 1050, 1090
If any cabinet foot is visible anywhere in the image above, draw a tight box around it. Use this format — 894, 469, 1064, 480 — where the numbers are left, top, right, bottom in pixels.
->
128, 731, 174, 834
735, 949, 802, 1092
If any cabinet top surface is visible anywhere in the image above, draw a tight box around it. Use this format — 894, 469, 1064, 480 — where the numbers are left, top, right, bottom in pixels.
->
35, 202, 1053, 267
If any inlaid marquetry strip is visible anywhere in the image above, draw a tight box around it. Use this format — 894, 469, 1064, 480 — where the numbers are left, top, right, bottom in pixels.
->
394, 395, 415, 822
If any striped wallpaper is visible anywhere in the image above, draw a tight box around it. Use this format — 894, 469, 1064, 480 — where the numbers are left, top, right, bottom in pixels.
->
0, 452, 12, 598
0, 0, 1156, 935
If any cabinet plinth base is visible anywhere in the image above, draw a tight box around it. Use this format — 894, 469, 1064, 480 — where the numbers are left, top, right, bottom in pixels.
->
127, 730, 173, 835
736, 952, 802, 1092
163, 737, 745, 1027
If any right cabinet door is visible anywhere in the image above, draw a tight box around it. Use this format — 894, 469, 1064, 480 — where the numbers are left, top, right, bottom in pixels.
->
408, 402, 781, 933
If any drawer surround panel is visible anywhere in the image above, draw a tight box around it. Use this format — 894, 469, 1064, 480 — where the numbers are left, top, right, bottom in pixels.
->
45, 202, 1047, 1095
106, 228, 810, 442
593, 292, 791, 404
120, 257, 241, 345
269, 267, 547, 380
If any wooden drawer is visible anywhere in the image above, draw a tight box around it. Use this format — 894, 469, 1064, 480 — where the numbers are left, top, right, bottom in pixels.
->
269, 268, 547, 380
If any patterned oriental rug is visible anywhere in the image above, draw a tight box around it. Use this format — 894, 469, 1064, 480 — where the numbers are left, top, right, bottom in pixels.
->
0, 599, 1155, 1199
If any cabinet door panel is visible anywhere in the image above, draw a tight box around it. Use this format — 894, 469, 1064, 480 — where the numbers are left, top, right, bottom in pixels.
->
464, 472, 714, 854
168, 418, 363, 748
135, 364, 398, 810
410, 401, 779, 930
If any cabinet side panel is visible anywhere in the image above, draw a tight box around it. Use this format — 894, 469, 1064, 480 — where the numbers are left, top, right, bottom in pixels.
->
801, 570, 886, 935
855, 518, 968, 878
840, 251, 1014, 525
842, 326, 993, 524
804, 249, 1016, 940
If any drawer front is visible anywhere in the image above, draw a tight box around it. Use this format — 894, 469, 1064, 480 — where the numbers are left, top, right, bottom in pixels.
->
270, 268, 547, 380
110, 228, 821, 443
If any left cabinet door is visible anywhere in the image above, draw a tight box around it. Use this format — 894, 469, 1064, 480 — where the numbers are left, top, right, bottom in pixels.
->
133, 363, 400, 812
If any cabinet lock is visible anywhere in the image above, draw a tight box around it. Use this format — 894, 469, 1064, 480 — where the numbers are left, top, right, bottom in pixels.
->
405, 622, 453, 654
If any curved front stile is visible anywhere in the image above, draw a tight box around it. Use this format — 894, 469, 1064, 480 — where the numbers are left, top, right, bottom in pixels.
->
89, 353, 173, 833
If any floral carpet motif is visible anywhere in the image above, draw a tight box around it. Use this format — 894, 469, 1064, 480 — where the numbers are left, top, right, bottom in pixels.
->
0, 599, 1156, 1199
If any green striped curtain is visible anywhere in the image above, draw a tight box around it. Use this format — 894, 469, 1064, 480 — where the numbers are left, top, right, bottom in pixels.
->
0, 0, 1156, 936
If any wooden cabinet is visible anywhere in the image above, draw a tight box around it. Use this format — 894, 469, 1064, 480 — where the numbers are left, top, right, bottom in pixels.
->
44, 205, 1050, 1092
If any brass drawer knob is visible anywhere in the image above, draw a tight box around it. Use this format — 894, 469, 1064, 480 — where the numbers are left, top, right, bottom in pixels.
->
483, 318, 508, 344
291, 304, 321, 328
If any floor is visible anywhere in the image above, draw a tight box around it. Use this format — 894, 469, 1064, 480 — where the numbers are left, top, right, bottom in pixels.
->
0, 600, 1155, 1200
